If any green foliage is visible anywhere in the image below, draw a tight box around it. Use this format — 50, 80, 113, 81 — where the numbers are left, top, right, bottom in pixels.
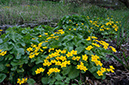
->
27, 78, 36, 85
0, 73, 6, 83
0, 25, 52, 84
0, 15, 119, 84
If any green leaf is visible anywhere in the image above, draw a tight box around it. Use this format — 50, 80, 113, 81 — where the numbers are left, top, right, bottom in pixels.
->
35, 57, 44, 64
55, 74, 64, 81
55, 81, 65, 85
0, 56, 4, 61
102, 73, 106, 80
68, 67, 79, 79
89, 66, 97, 73
64, 78, 70, 83
11, 66, 17, 71
0, 73, 6, 83
20, 42, 26, 47
16, 48, 25, 59
17, 48, 24, 55
0, 64, 5, 71
27, 78, 36, 85
41, 77, 50, 84
50, 41, 61, 48
16, 54, 21, 59
61, 66, 71, 76
75, 46, 84, 54
17, 68, 24, 73
92, 72, 101, 79
62, 35, 74, 41
0, 39, 3, 43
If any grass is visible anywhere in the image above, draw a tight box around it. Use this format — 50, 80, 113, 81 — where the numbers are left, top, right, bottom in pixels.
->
0, 0, 129, 44
0, 1, 128, 25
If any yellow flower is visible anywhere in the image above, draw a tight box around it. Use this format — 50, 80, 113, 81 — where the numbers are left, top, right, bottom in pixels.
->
66, 52, 73, 57
6, 64, 10, 67
39, 68, 45, 72
109, 65, 115, 70
38, 35, 42, 37
0, 29, 3, 31
51, 60, 56, 63
82, 54, 88, 61
24, 78, 28, 82
27, 47, 33, 52
56, 56, 60, 60
32, 38, 36, 40
81, 23, 84, 25
48, 48, 54, 52
91, 55, 98, 62
100, 29, 104, 31
90, 27, 93, 29
95, 60, 103, 66
42, 46, 47, 49
97, 70, 103, 76
69, 28, 71, 30
77, 62, 88, 72
109, 46, 117, 52
44, 33, 48, 35
47, 37, 52, 40
54, 68, 60, 73
101, 25, 104, 28
101, 67, 106, 72
73, 28, 76, 30
91, 36, 97, 39
50, 34, 54, 36
0, 49, 2, 52
54, 52, 60, 57
106, 28, 110, 30
47, 68, 60, 75
86, 37, 91, 41
110, 69, 114, 73
60, 62, 67, 68
85, 45, 93, 50
71, 50, 77, 55
89, 20, 92, 23
55, 49, 61, 53
45, 40, 48, 42
92, 43, 100, 47
29, 53, 35, 59
31, 44, 37, 48
17, 78, 21, 84
72, 56, 76, 60
65, 60, 70, 65
106, 68, 111, 72
61, 50, 66, 54
76, 56, 81, 61
35, 69, 41, 74
55, 61, 61, 66
60, 56, 67, 61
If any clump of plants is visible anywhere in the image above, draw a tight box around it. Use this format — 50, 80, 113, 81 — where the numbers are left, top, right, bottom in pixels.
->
0, 15, 119, 85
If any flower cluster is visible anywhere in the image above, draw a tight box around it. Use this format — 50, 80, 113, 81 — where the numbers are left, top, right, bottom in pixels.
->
35, 67, 45, 74
17, 78, 27, 85
47, 68, 60, 75
0, 49, 7, 56
86, 36, 117, 52
91, 55, 102, 66
89, 17, 120, 32
85, 45, 93, 50
27, 29, 65, 59
77, 61, 88, 72
97, 65, 115, 76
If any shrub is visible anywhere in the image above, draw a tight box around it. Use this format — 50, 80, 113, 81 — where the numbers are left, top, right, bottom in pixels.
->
0, 15, 119, 84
